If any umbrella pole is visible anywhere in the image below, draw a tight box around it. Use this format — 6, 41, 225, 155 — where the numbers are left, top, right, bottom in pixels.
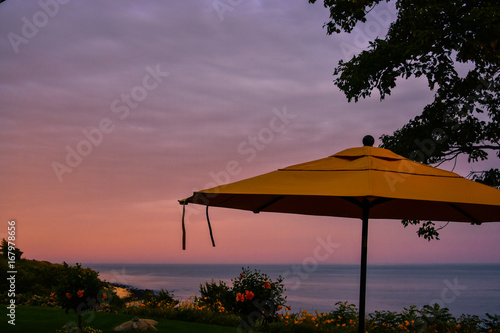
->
358, 202, 369, 333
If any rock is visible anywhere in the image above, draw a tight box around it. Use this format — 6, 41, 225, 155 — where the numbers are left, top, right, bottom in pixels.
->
114, 317, 159, 331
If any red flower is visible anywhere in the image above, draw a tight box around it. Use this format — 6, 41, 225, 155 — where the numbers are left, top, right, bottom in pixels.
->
77, 290, 84, 298
245, 290, 255, 300
236, 293, 245, 302
66, 293, 72, 299
240, 274, 245, 278
263, 282, 271, 289
102, 293, 108, 300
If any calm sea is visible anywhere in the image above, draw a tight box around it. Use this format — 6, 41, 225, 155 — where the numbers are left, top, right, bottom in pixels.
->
85, 263, 500, 317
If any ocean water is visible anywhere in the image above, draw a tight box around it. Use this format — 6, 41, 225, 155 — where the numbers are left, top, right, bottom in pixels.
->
85, 263, 500, 317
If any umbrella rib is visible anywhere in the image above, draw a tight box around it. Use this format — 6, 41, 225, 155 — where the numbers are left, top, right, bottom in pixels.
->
340, 197, 364, 208
253, 196, 285, 214
340, 196, 393, 209
449, 204, 482, 225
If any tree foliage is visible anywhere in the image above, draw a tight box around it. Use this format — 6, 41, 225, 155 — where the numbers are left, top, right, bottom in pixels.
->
309, 0, 500, 239
0, 238, 23, 261
55, 263, 108, 331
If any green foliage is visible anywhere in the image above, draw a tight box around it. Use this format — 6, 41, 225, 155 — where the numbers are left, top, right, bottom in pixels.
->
0, 257, 67, 298
267, 302, 498, 333
123, 267, 287, 331
199, 279, 234, 313
143, 288, 179, 308
55, 263, 108, 331
481, 313, 500, 332
418, 303, 455, 331
0, 238, 23, 261
310, 0, 499, 101
122, 295, 240, 327
232, 267, 287, 328
471, 168, 500, 188
402, 220, 441, 241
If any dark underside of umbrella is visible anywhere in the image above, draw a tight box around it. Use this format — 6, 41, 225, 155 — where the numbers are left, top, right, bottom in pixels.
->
184, 192, 499, 224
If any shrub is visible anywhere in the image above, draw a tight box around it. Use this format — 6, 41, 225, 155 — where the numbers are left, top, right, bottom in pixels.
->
55, 263, 108, 331
199, 279, 234, 313
143, 288, 179, 308
480, 313, 500, 332
232, 267, 287, 331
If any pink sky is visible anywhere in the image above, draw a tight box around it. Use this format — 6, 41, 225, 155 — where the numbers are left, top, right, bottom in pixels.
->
1, 1, 498, 265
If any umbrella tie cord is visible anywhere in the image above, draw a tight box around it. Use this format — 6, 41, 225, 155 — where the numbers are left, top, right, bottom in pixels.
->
182, 201, 186, 250
206, 206, 216, 247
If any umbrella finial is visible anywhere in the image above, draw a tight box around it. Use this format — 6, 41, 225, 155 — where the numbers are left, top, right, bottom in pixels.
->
363, 135, 374, 147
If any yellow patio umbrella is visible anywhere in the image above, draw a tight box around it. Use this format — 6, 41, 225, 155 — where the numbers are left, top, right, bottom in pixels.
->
179, 135, 500, 333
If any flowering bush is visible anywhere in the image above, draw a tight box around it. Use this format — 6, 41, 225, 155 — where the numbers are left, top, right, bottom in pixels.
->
55, 263, 108, 331
232, 267, 287, 330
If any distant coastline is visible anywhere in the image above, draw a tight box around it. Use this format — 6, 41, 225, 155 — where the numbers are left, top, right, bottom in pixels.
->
85, 262, 500, 317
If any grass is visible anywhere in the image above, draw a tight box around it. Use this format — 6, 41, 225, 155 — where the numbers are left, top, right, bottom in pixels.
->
0, 305, 239, 333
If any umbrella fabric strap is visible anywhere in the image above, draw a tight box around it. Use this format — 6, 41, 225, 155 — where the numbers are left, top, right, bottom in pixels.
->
206, 206, 216, 247
182, 201, 186, 250
181, 203, 216, 250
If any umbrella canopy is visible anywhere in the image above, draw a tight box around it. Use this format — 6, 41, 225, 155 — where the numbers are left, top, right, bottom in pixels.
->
182, 143, 499, 223
179, 136, 500, 333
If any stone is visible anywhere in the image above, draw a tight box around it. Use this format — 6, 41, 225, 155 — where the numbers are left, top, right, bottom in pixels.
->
113, 317, 159, 331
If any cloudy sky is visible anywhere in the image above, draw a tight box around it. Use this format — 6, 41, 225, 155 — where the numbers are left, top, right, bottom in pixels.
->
1, 1, 498, 265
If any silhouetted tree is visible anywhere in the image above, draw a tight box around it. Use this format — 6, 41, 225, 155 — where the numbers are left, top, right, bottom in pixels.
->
309, 0, 499, 239
0, 238, 23, 261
